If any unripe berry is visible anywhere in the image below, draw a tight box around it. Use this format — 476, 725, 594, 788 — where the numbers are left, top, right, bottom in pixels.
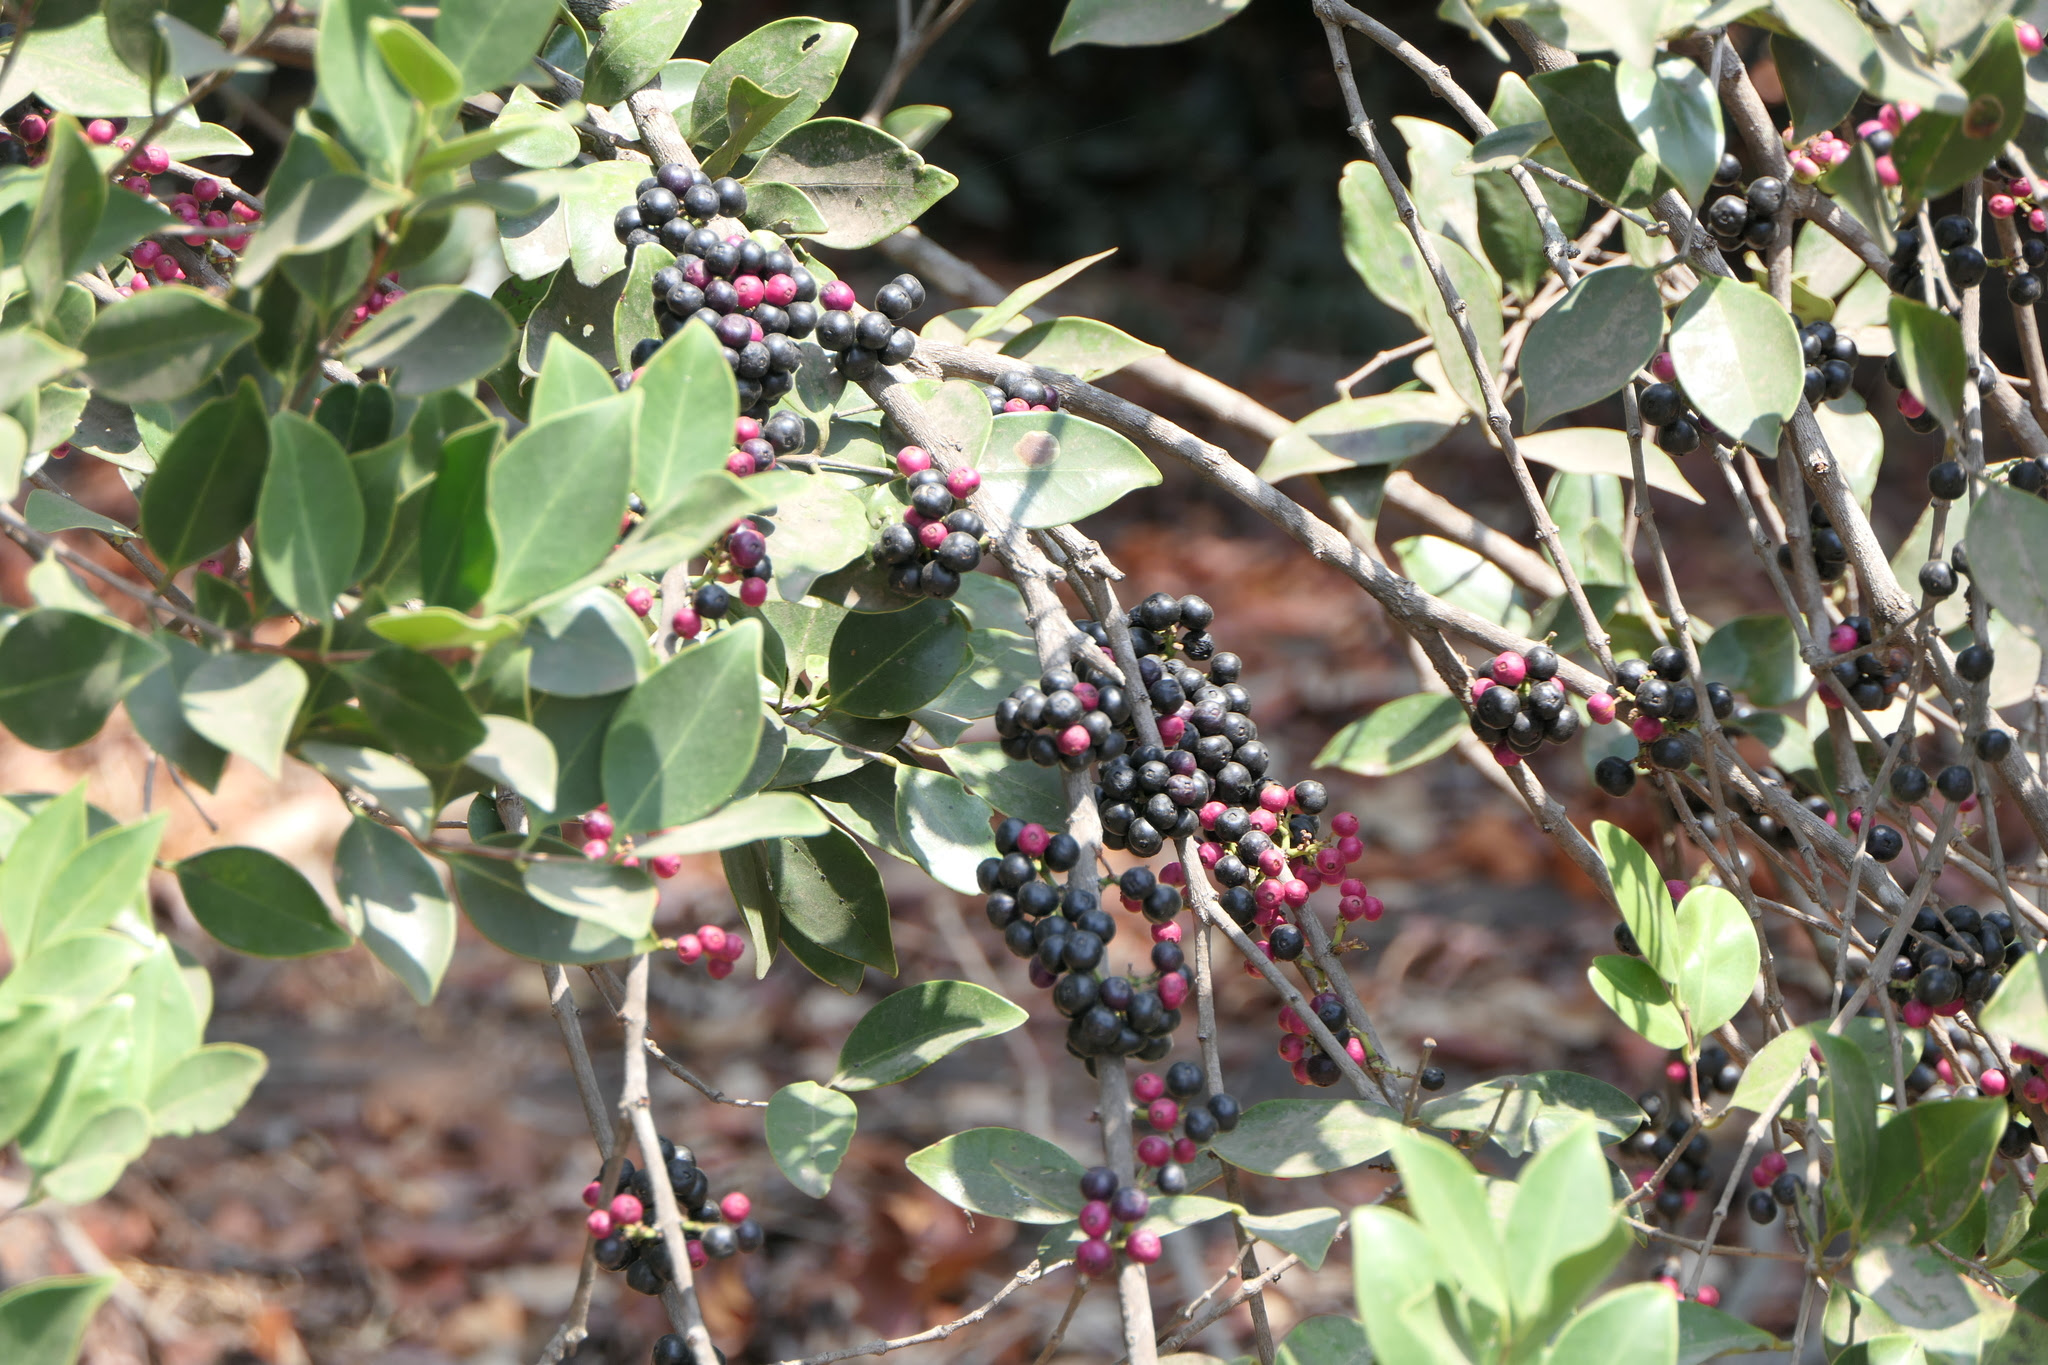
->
700, 925, 728, 954
85, 119, 116, 145
1125, 1230, 1162, 1264
583, 1180, 604, 1207
587, 1210, 613, 1237
721, 1192, 751, 1222
1079, 1201, 1112, 1237
895, 445, 932, 475
651, 854, 683, 879
1146, 1098, 1179, 1131
1136, 1135, 1171, 1167
740, 578, 768, 607
625, 586, 653, 616
1076, 1238, 1113, 1277
1488, 651, 1527, 687
946, 466, 980, 498
583, 809, 615, 840
1133, 1072, 1165, 1102
581, 838, 610, 858
610, 1193, 644, 1224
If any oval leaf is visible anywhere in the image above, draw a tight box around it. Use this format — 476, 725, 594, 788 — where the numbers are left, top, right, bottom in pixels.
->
179, 846, 352, 957
976, 409, 1161, 529
905, 1126, 1084, 1223
765, 1079, 857, 1198
601, 618, 764, 833
1259, 393, 1464, 482
1208, 1098, 1404, 1177
1669, 276, 1803, 453
0, 609, 163, 751
336, 815, 454, 1006
833, 979, 1028, 1091
827, 598, 970, 718
1522, 266, 1666, 430
1313, 692, 1464, 777
257, 412, 364, 619
147, 1042, 267, 1136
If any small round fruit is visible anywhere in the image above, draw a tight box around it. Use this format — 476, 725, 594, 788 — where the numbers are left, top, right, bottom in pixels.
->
1928, 460, 1967, 499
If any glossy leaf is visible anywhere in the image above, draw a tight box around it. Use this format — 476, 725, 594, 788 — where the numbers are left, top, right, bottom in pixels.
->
366, 607, 519, 652
179, 846, 352, 957
0, 329, 85, 414
298, 742, 436, 839
614, 471, 789, 580
688, 15, 856, 151
827, 599, 970, 718
1239, 1209, 1345, 1273
965, 249, 1116, 343
635, 792, 829, 856
946, 741, 1070, 829
1515, 426, 1703, 503
976, 410, 1160, 529
1865, 1098, 2006, 1244
22, 117, 104, 325
523, 587, 657, 698
368, 16, 461, 107
751, 827, 894, 974
80, 290, 256, 412
751, 118, 958, 251
602, 619, 763, 832
892, 767, 995, 894
315, 0, 417, 177
120, 644, 229, 794
1890, 21, 2024, 202
1508, 1123, 1633, 1342
1314, 692, 1464, 778
523, 858, 657, 940
1338, 159, 1425, 319
1887, 295, 1966, 434
1545, 1283, 1678, 1365
1774, 34, 1863, 142
1530, 61, 1664, 207
448, 852, 646, 964
237, 172, 410, 286
1209, 1098, 1403, 1177
336, 815, 454, 1005
766, 1080, 857, 1197
1349, 1205, 1468, 1365
1966, 483, 2048, 644
1616, 58, 1722, 204
904, 1126, 1084, 1223
1588, 953, 1688, 1048
435, 0, 558, 94
1459, 121, 1552, 173
416, 421, 501, 612
0, 1275, 115, 1365
180, 652, 306, 780
756, 472, 871, 601
1677, 1302, 1779, 1365
1981, 951, 2048, 1056
1051, 0, 1251, 51
345, 287, 516, 396
342, 648, 488, 767
0, 610, 163, 751
257, 413, 363, 618
1670, 276, 1803, 453
38, 814, 166, 947
484, 393, 637, 611
148, 1043, 267, 1136
138, 380, 271, 571
584, 0, 702, 107
1415, 230, 1503, 418
832, 979, 1028, 1091
1522, 266, 1665, 430
467, 715, 559, 814
24, 490, 131, 540
999, 317, 1160, 381
1666, 885, 1759, 1038
1259, 393, 1464, 482
1421, 1071, 1643, 1158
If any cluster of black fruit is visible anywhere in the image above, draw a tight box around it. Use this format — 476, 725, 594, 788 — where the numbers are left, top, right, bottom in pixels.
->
814, 273, 926, 378
629, 243, 818, 416
2004, 454, 2048, 498
870, 460, 984, 598
2006, 232, 2047, 306
1470, 643, 1581, 757
1282, 990, 1378, 1088
1774, 499, 1856, 584
1824, 614, 1910, 714
1625, 1092, 1720, 1224
593, 1140, 762, 1295
1637, 375, 1707, 457
980, 368, 1062, 416
1883, 746, 1978, 811
1703, 155, 1784, 252
614, 163, 749, 251
1887, 905, 2016, 1010
976, 824, 1191, 1067
1799, 319, 1859, 406
995, 661, 1135, 772
1590, 646, 1737, 794
1131, 1062, 1243, 1192
1887, 213, 1989, 300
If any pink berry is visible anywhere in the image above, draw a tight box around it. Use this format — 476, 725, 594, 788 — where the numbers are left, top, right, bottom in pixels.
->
1695, 1284, 1721, 1308
1897, 390, 1926, 419
1198, 800, 1226, 829
1337, 835, 1364, 862
1587, 693, 1616, 725
719, 934, 746, 962
1488, 651, 1527, 687
740, 578, 768, 606
918, 519, 948, 550
1133, 1072, 1165, 1103
687, 1240, 709, 1269
583, 809, 616, 840
895, 445, 933, 475
650, 854, 683, 879
2025, 1076, 2048, 1106
1157, 715, 1186, 745
2021, 21, 2044, 56
1147, 1099, 1179, 1131
1291, 1059, 1312, 1085
1650, 351, 1677, 382
1079, 1200, 1112, 1237
1492, 744, 1521, 767
2033, 209, 2047, 233
1829, 623, 1860, 653
763, 273, 797, 307
1876, 155, 1900, 188
820, 280, 856, 312
1751, 1164, 1774, 1188
1151, 922, 1181, 945
154, 256, 183, 280
624, 586, 653, 617
734, 416, 762, 443
1315, 848, 1343, 878
1666, 879, 1689, 903
699, 925, 728, 954
610, 1193, 643, 1224
1257, 784, 1290, 813
748, 318, 764, 343
581, 837, 610, 859
1632, 715, 1666, 742
16, 114, 45, 142
671, 607, 702, 639
732, 274, 765, 310
706, 957, 734, 979
582, 1180, 604, 1208
1361, 895, 1384, 922
1136, 1135, 1171, 1167
1126, 1230, 1162, 1264
1003, 397, 1031, 413
1282, 879, 1309, 907
1339, 895, 1366, 921
1665, 1060, 1690, 1083
1071, 682, 1098, 710
587, 1209, 613, 1237
1992, 194, 2018, 219
1901, 999, 1933, 1028
1346, 1037, 1367, 1064
2015, 178, 2035, 199
1278, 1034, 1306, 1062
85, 119, 116, 145
945, 466, 980, 498
1077, 1237, 1114, 1277
132, 239, 163, 266
1157, 972, 1187, 1008
726, 452, 754, 477
1761, 1150, 1788, 1177
1196, 841, 1221, 868
1159, 862, 1186, 887
1791, 153, 1820, 181
1256, 847, 1284, 878
1173, 1137, 1198, 1164
721, 1192, 751, 1222
1937, 998, 1965, 1017
1018, 823, 1050, 856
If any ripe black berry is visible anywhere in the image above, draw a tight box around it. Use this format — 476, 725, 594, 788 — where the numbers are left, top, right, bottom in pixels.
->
1866, 824, 1904, 862
1918, 559, 1958, 598
1935, 765, 1974, 802
1890, 765, 1930, 803
1164, 1061, 1203, 1097
1955, 644, 1995, 682
1594, 755, 1637, 797
1207, 1093, 1241, 1130
2012, 272, 2044, 306
1947, 246, 1988, 290
1656, 417, 1701, 455
1747, 1189, 1777, 1224
1977, 729, 2013, 762
1419, 1066, 1445, 1091
1269, 924, 1304, 960
1934, 214, 1975, 249
1928, 460, 1967, 499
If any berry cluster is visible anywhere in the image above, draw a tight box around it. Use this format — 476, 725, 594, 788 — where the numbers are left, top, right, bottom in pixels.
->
1813, 613, 1908, 718
587, 1139, 762, 1296
1798, 319, 1860, 407
624, 228, 817, 414
725, 412, 808, 479
1887, 213, 1987, 308
995, 658, 1138, 773
1131, 1063, 1240, 1188
1587, 645, 1736, 794
1638, 352, 1708, 456
812, 273, 926, 378
1775, 128, 1853, 185
1859, 101, 1920, 189
976, 822, 1191, 1065
674, 921, 748, 979
1274, 992, 1372, 1088
1772, 498, 1856, 587
0, 98, 50, 164
2003, 451, 2048, 498
980, 368, 1062, 416
1625, 1091, 1719, 1225
1703, 158, 1788, 252
658, 509, 775, 643
614, 164, 750, 252
1885, 904, 2015, 1018
1468, 644, 1587, 768
869, 446, 986, 598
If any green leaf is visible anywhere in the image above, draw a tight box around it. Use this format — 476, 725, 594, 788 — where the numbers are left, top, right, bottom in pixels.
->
1509, 1123, 1633, 1340
121, 635, 225, 790
1887, 295, 1966, 434
1970, 486, 2048, 648
690, 16, 855, 152
1413, 230, 1504, 418
1616, 57, 1723, 205
1725, 1017, 1898, 1115
316, 0, 417, 178
0, 13, 181, 115
1596, 818, 1681, 978
1890, 20, 2024, 202
484, 87, 580, 170
1209, 1098, 1403, 1177
582, 0, 701, 106
0, 931, 145, 1023
1515, 427, 1703, 503
1666, 885, 1759, 1038
1421, 1071, 1644, 1158
1313, 692, 1464, 778
1241, 1210, 1346, 1273
827, 599, 970, 718
0, 330, 85, 415
258, 413, 364, 618
601, 618, 763, 832
1678, 1301, 1780, 1365
1349, 1205, 1469, 1365
484, 392, 638, 610
832, 979, 1027, 1091
180, 652, 306, 780
345, 287, 516, 396
366, 607, 520, 652
608, 245, 675, 373
24, 490, 132, 540
39, 814, 165, 946
415, 420, 502, 613
1587, 953, 1688, 1048
148, 1042, 267, 1136
634, 325, 739, 517
435, 0, 557, 94
904, 1126, 1084, 1223
1258, 393, 1464, 483
766, 1080, 857, 1197
701, 76, 800, 181
740, 180, 830, 236
635, 792, 829, 856
1051, 0, 1252, 51
0, 1003, 66, 1148
523, 858, 656, 939
0, 1275, 115, 1365
998, 317, 1160, 382
890, 765, 995, 893
0, 782, 87, 951
22, 117, 105, 326
1459, 121, 1553, 174
1699, 613, 1806, 708
754, 827, 894, 973
522, 587, 656, 698
0, 610, 162, 751
1522, 266, 1665, 430
754, 471, 871, 600
1670, 276, 1804, 453
881, 104, 951, 151
298, 741, 436, 838
179, 846, 352, 957
1774, 34, 1863, 143
336, 815, 453, 1005
467, 714, 559, 813
1530, 60, 1664, 208
1818, 1028, 1881, 1222
1865, 1098, 2006, 1244
368, 15, 461, 108
975, 410, 1160, 529
343, 647, 488, 766
1981, 950, 2048, 1056
964, 249, 1117, 343
239, 172, 410, 285
1396, 533, 1524, 631
1390, 1129, 1508, 1319
751, 118, 958, 251
947, 741, 1073, 828
137, 381, 270, 572
1544, 1283, 1678, 1365
447, 851, 646, 963
79, 290, 260, 405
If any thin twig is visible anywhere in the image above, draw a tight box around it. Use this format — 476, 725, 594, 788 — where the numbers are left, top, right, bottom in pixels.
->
769, 1260, 1064, 1365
